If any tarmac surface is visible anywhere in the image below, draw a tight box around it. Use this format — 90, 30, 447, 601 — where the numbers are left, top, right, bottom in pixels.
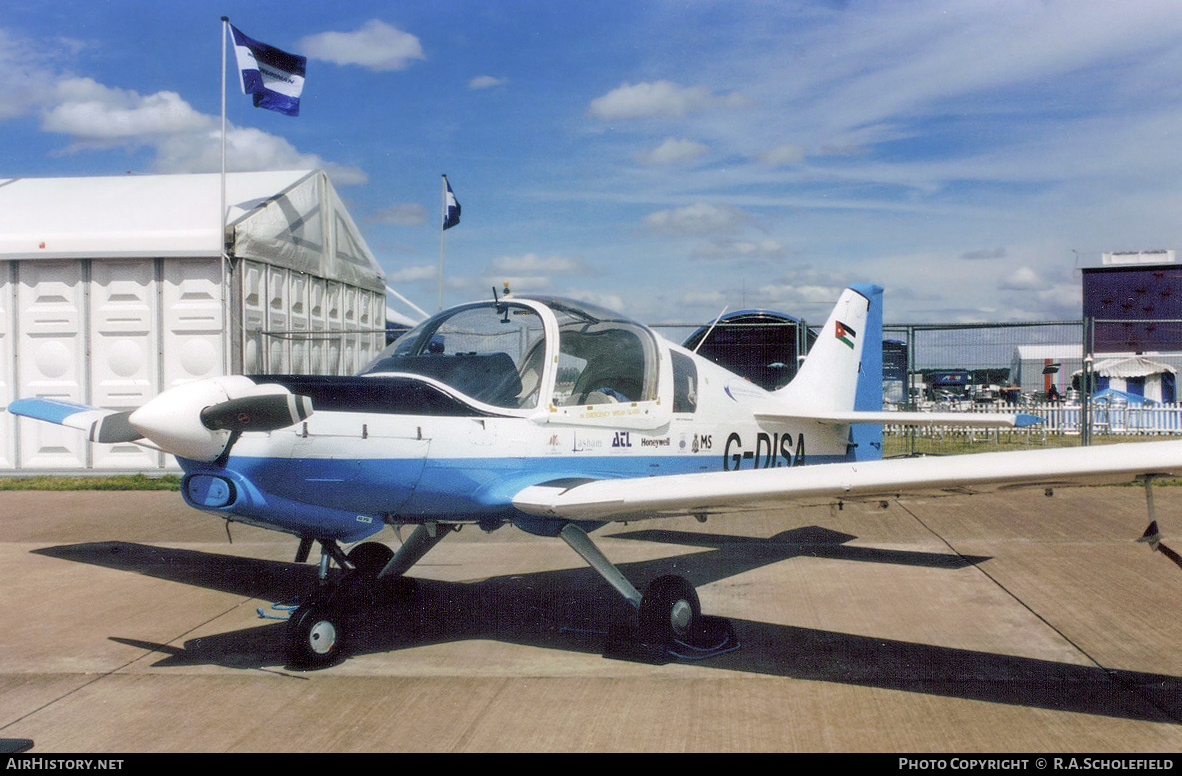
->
1, 484, 1181, 753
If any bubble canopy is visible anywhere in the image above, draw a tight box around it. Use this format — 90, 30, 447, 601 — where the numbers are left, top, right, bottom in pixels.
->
362, 296, 660, 414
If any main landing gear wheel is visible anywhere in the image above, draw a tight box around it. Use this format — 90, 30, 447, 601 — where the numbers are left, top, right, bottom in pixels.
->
638, 574, 701, 646
285, 601, 348, 669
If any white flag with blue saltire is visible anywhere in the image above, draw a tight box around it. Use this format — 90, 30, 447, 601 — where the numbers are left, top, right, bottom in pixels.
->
443, 177, 461, 230
229, 24, 306, 117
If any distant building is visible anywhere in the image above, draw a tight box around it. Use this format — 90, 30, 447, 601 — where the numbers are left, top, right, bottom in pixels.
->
1010, 345, 1082, 398
1082, 250, 1182, 354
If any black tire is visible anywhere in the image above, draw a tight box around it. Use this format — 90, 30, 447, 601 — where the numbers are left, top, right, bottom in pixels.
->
285, 601, 348, 669
347, 542, 395, 577
638, 575, 700, 645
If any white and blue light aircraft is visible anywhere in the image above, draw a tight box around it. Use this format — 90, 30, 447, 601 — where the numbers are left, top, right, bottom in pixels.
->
11, 283, 1182, 668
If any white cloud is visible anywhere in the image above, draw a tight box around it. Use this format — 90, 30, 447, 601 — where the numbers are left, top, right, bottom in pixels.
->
755, 284, 848, 306
637, 138, 708, 165
368, 203, 427, 226
489, 253, 586, 275
0, 40, 365, 184
643, 203, 749, 236
299, 20, 425, 71
682, 290, 728, 308
387, 265, 437, 283
469, 75, 507, 90
998, 266, 1043, 291
693, 238, 787, 261
0, 28, 61, 120
446, 253, 592, 300
556, 289, 626, 313
588, 80, 748, 120
153, 125, 367, 185
1035, 284, 1082, 317
961, 248, 1008, 261
757, 142, 807, 167
42, 78, 210, 148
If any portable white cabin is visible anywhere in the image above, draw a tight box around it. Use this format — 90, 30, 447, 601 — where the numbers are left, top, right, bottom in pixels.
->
1009, 345, 1083, 396
1081, 355, 1178, 403
0, 170, 387, 472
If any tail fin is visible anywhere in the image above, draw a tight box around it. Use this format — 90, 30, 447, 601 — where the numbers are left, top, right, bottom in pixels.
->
760, 286, 1032, 461
776, 284, 879, 415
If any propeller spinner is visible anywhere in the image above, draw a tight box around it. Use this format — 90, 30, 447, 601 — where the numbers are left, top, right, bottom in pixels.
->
126, 376, 313, 461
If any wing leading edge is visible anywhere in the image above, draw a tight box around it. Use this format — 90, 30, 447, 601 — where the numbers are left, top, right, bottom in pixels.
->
513, 440, 1182, 522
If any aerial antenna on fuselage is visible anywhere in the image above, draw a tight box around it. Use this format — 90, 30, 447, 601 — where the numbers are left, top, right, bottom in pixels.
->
693, 306, 729, 354
493, 283, 510, 322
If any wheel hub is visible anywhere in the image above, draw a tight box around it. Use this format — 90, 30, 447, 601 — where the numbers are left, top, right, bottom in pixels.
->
308, 620, 338, 655
670, 599, 693, 637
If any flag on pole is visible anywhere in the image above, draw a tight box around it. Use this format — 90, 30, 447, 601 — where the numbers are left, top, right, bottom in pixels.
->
443, 176, 461, 230
229, 24, 306, 116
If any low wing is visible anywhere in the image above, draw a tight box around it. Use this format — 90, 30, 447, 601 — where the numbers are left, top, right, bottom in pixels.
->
7, 398, 144, 445
513, 440, 1182, 522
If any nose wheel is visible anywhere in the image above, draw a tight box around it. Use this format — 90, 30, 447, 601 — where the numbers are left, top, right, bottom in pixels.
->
285, 601, 347, 669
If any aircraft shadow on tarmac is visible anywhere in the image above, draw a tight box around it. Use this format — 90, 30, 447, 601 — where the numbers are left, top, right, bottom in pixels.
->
33, 526, 1182, 725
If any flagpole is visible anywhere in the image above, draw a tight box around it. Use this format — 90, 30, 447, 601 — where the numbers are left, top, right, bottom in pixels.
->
439, 174, 446, 311
220, 17, 229, 258
220, 16, 230, 375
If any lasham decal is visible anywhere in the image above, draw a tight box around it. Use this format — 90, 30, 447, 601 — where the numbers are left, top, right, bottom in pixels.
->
572, 433, 604, 452
723, 431, 805, 471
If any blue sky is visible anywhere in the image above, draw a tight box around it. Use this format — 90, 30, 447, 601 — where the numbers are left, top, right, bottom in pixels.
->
5, 1, 1182, 325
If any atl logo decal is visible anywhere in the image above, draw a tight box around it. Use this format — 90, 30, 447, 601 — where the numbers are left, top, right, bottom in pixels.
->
835, 320, 857, 349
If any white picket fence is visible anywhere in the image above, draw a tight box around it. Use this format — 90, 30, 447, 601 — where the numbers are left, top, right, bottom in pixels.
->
1036, 402, 1182, 435
886, 402, 1182, 437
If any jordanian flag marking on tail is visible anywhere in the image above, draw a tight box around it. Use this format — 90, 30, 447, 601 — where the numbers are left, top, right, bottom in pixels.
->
835, 320, 857, 349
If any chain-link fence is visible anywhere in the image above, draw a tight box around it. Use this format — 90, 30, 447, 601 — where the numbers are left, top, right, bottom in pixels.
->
881, 321, 1080, 456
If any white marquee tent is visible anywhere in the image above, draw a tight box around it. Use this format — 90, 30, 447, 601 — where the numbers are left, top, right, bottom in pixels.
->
0, 170, 389, 472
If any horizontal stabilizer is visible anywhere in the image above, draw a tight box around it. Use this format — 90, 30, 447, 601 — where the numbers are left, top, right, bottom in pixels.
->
755, 408, 1042, 428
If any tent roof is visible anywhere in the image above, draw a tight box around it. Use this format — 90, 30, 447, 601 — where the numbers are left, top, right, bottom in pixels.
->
1091, 355, 1177, 377
0, 171, 317, 259
0, 170, 386, 294
1012, 345, 1082, 360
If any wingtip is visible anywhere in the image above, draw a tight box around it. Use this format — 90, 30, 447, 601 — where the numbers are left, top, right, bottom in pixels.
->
1014, 413, 1044, 428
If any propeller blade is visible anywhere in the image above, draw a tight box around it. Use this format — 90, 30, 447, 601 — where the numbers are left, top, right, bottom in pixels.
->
89, 410, 141, 444
199, 393, 313, 433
